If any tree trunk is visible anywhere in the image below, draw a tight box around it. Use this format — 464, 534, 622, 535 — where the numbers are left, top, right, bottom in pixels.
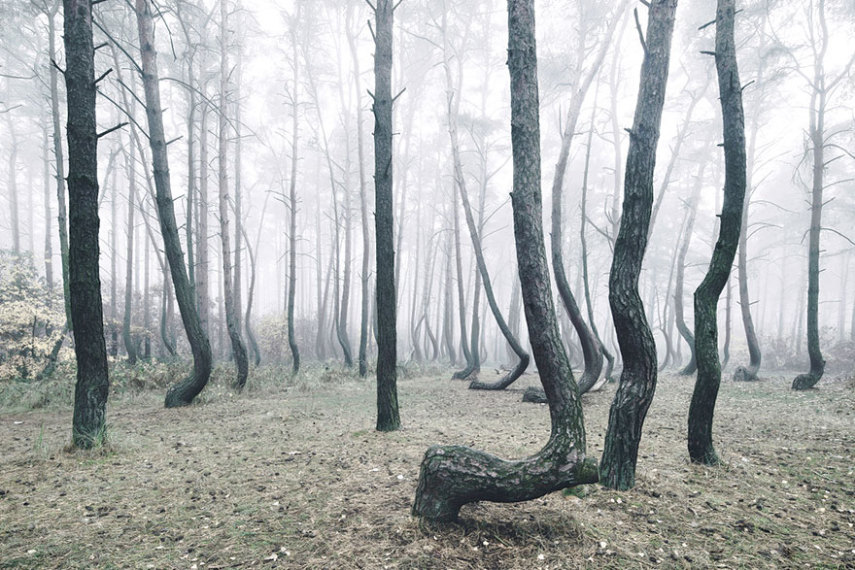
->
123, 138, 138, 364
136, 0, 212, 407
64, 0, 109, 449
688, 0, 746, 464
722, 275, 732, 369
217, 0, 249, 390
48, 2, 73, 330
41, 123, 55, 292
197, 103, 210, 339
287, 16, 300, 372
793, 1, 832, 391
346, 4, 371, 378
674, 163, 705, 376
600, 0, 677, 491
373, 0, 400, 432
413, 0, 597, 522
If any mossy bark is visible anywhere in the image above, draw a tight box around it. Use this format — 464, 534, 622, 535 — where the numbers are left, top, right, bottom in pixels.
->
413, 0, 595, 522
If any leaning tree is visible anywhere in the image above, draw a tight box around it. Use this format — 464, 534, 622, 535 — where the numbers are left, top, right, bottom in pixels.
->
411, 0, 598, 523
135, 0, 213, 407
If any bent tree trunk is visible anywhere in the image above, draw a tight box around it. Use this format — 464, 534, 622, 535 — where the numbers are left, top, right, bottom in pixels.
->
136, 0, 212, 407
412, 0, 597, 522
793, 2, 832, 391
674, 163, 705, 376
372, 0, 400, 431
601, 0, 677, 491
65, 0, 109, 448
688, 0, 746, 465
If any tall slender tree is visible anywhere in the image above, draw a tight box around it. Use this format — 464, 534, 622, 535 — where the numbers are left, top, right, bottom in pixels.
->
135, 0, 212, 407
64, 0, 109, 448
688, 0, 746, 464
600, 0, 677, 491
372, 0, 400, 432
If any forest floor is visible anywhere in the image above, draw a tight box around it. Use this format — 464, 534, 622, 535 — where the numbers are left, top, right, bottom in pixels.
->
0, 363, 854, 569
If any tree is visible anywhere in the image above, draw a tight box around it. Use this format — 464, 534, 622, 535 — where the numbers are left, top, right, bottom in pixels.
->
135, 0, 213, 407
790, 0, 854, 390
688, 0, 747, 465
372, 0, 400, 432
285, 2, 301, 374
217, 0, 249, 390
411, 0, 598, 523
64, 0, 109, 448
600, 0, 677, 491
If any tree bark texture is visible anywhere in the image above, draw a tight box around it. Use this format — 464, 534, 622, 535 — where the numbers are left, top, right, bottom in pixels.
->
136, 0, 213, 407
64, 0, 109, 448
123, 139, 138, 364
601, 0, 677, 491
412, 0, 597, 522
373, 0, 400, 432
688, 0, 747, 464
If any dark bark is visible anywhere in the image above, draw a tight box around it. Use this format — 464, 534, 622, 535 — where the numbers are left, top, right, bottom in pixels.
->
287, 81, 300, 372
64, 0, 109, 448
136, 0, 213, 407
687, 0, 746, 464
674, 164, 705, 376
217, 0, 249, 390
722, 276, 732, 369
242, 225, 261, 366
412, 0, 597, 522
601, 0, 677, 491
373, 0, 400, 432
793, 1, 832, 391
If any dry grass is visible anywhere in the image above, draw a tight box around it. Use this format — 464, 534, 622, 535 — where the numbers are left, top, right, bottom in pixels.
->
1, 366, 853, 569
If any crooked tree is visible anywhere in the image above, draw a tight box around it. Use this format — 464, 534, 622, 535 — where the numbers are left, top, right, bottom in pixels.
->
600, 0, 677, 491
412, 0, 598, 523
688, 0, 747, 465
135, 0, 213, 407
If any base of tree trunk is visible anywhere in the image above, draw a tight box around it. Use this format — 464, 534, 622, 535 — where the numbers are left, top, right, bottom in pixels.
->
792, 372, 821, 390
412, 443, 598, 522
732, 365, 759, 382
522, 386, 548, 404
452, 364, 478, 380
469, 356, 529, 390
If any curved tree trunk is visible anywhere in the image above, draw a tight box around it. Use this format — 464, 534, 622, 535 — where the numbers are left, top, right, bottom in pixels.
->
242, 226, 261, 366
64, 0, 109, 448
136, 0, 212, 407
688, 0, 746, 464
286, 6, 301, 373
793, 2, 832, 391
372, 0, 400, 431
600, 0, 677, 491
413, 0, 597, 522
675, 163, 705, 376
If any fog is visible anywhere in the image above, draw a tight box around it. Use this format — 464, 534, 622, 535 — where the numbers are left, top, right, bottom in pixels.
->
1, 0, 853, 375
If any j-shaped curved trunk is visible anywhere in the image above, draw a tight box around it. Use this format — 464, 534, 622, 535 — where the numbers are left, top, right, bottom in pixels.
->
413, 0, 596, 522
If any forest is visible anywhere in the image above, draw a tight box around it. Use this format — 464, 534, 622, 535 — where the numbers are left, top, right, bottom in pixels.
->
1, 0, 854, 567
